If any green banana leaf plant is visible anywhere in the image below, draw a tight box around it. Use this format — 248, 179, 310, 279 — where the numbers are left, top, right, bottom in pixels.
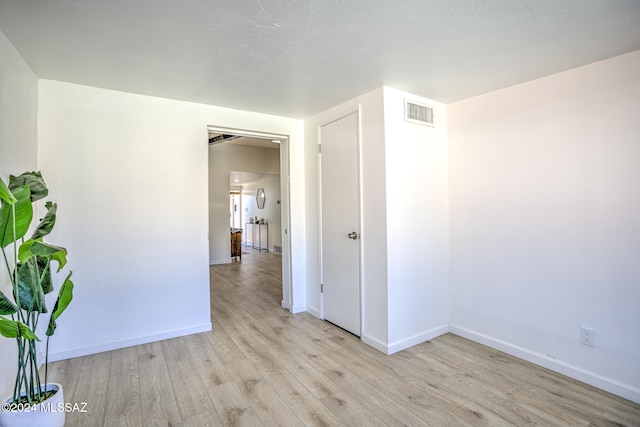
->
0, 171, 74, 405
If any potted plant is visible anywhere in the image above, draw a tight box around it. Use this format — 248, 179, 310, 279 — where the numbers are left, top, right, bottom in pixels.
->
0, 171, 74, 427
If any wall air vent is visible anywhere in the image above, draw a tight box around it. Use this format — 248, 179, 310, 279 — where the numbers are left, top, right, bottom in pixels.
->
404, 99, 435, 127
208, 134, 241, 145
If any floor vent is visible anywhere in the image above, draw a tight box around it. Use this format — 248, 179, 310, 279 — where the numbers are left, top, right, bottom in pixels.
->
405, 99, 434, 127
273, 245, 282, 254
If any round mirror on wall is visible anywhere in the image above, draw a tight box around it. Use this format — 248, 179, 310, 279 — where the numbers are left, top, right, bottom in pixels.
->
256, 188, 265, 209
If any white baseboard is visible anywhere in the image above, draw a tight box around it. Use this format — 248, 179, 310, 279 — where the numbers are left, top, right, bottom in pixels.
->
290, 304, 307, 314
361, 334, 389, 354
362, 324, 450, 355
388, 324, 450, 354
210, 257, 231, 265
280, 300, 306, 314
48, 322, 212, 362
450, 324, 640, 404
306, 306, 321, 318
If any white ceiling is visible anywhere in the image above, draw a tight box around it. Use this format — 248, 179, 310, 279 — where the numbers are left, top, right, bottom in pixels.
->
1, 1, 639, 119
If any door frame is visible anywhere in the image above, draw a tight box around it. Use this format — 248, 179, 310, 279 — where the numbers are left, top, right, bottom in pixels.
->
317, 107, 363, 332
229, 187, 242, 229
207, 125, 294, 312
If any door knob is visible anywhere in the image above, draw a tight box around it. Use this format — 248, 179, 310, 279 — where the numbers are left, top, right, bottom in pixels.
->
348, 231, 358, 240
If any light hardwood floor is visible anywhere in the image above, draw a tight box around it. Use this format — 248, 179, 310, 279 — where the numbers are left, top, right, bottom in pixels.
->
50, 248, 640, 426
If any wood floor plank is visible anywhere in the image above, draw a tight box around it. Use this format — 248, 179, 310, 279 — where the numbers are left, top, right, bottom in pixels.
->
561, 381, 640, 423
180, 411, 224, 426
70, 351, 111, 426
161, 337, 220, 423
48, 248, 640, 426
326, 347, 474, 426
280, 349, 341, 400
105, 346, 143, 427
225, 359, 305, 426
441, 372, 556, 426
320, 391, 387, 426
207, 321, 247, 366
136, 341, 182, 427
185, 332, 233, 388
264, 369, 344, 427
219, 317, 288, 375
340, 383, 438, 427
207, 382, 264, 427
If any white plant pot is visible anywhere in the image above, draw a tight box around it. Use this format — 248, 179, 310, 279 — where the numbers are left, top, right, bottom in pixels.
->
0, 383, 65, 427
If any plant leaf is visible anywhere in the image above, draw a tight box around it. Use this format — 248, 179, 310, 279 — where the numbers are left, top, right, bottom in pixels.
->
31, 241, 66, 256
9, 171, 48, 202
0, 185, 33, 248
0, 291, 17, 315
16, 259, 48, 313
38, 256, 54, 295
17, 238, 36, 261
0, 316, 39, 340
50, 249, 68, 272
18, 240, 67, 272
46, 272, 74, 336
30, 202, 57, 240
0, 177, 17, 205
0, 317, 19, 338
20, 239, 66, 259
16, 260, 38, 311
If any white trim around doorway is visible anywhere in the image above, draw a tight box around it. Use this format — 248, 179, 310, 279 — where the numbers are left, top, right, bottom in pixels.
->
207, 125, 294, 313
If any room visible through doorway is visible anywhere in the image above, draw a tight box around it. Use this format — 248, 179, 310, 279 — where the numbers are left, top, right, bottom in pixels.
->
207, 126, 293, 311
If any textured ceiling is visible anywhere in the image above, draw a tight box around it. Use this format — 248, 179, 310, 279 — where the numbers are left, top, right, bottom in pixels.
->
1, 0, 639, 118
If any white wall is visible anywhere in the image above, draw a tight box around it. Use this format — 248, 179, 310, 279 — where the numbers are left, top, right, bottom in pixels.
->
383, 87, 449, 352
37, 80, 305, 360
0, 28, 39, 402
304, 87, 450, 355
448, 50, 640, 402
208, 143, 280, 263
304, 88, 390, 348
0, 33, 38, 176
243, 177, 281, 251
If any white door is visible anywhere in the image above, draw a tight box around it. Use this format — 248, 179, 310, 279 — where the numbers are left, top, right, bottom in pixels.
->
320, 111, 361, 336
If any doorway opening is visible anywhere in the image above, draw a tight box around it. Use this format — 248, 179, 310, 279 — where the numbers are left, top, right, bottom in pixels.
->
207, 125, 293, 311
229, 189, 242, 229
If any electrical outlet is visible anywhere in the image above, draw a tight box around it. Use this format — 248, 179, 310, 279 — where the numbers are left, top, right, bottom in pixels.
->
580, 327, 595, 347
